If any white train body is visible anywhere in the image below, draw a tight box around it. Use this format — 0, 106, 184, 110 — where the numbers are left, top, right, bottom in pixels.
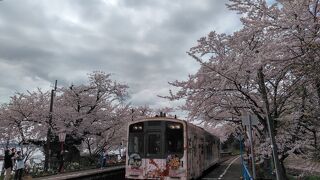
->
125, 117, 220, 180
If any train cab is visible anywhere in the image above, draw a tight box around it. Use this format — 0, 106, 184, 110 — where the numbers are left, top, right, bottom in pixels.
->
125, 117, 220, 180
126, 118, 186, 179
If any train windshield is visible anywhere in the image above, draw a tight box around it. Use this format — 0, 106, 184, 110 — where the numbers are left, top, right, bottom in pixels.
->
128, 122, 144, 155
147, 132, 161, 155
166, 122, 183, 154
128, 121, 184, 158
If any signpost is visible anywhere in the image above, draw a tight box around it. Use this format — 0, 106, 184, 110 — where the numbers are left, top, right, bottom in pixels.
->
241, 114, 258, 180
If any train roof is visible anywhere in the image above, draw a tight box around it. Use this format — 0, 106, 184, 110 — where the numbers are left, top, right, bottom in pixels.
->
129, 116, 186, 124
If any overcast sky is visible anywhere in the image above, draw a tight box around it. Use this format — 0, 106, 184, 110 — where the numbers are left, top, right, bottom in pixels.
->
0, 0, 241, 111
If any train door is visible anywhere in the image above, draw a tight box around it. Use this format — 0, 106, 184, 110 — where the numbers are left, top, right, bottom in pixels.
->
146, 128, 173, 178
146, 131, 162, 157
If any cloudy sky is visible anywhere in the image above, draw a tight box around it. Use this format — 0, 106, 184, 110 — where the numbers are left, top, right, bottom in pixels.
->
0, 0, 241, 110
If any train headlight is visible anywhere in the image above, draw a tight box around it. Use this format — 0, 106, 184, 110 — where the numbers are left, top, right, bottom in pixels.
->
133, 125, 143, 130
168, 124, 181, 129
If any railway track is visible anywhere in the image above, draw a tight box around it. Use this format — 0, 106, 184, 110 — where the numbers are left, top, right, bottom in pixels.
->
200, 155, 241, 180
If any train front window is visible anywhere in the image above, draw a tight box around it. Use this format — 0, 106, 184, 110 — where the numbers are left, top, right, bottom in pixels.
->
166, 122, 183, 154
129, 134, 143, 154
147, 133, 161, 155
128, 123, 144, 155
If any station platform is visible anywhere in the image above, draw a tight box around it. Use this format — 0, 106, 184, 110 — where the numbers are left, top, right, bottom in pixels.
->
33, 165, 125, 180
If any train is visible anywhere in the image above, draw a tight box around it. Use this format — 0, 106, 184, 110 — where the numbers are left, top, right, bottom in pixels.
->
125, 114, 220, 180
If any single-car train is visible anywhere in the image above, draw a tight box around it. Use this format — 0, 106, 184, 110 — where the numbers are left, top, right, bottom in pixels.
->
125, 116, 220, 180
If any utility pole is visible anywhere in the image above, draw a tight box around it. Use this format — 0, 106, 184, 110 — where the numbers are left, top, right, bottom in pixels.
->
44, 80, 57, 172
131, 109, 134, 121
257, 67, 283, 180
265, 106, 282, 180
249, 115, 256, 179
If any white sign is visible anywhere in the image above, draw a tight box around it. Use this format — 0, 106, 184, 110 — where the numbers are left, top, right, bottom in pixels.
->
241, 114, 259, 126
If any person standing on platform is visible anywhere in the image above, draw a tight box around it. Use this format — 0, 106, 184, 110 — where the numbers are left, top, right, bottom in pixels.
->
4, 149, 14, 180
14, 151, 24, 180
100, 152, 104, 168
102, 151, 107, 167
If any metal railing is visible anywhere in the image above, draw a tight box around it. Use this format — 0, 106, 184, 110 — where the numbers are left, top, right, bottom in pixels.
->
239, 134, 254, 180
242, 161, 253, 180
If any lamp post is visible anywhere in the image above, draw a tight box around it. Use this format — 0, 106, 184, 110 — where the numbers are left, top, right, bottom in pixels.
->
119, 139, 124, 162
58, 130, 66, 173
45, 80, 57, 171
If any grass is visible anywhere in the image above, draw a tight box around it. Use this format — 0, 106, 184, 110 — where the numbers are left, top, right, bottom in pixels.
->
287, 174, 320, 180
231, 149, 240, 155
306, 176, 320, 180
0, 175, 9, 180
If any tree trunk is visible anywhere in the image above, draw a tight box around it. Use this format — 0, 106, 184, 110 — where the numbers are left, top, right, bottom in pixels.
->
280, 160, 288, 180
315, 79, 320, 107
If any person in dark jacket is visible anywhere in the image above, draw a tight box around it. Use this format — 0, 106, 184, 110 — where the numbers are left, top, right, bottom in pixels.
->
4, 149, 14, 180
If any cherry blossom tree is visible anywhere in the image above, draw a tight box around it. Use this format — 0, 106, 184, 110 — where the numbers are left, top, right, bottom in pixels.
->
228, 0, 320, 163
130, 105, 153, 121
0, 89, 49, 162
166, 0, 320, 178
0, 71, 133, 169
51, 71, 129, 158
0, 90, 49, 144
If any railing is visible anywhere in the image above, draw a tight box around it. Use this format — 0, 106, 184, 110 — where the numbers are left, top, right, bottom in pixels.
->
239, 134, 254, 180
242, 161, 253, 180
29, 156, 125, 178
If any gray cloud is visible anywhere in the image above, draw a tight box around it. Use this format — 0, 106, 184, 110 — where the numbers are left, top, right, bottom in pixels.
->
0, 0, 241, 109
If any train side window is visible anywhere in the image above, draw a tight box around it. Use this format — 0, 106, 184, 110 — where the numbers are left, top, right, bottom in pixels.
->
147, 133, 161, 155
212, 144, 214, 158
206, 139, 212, 159
193, 136, 197, 154
201, 144, 204, 154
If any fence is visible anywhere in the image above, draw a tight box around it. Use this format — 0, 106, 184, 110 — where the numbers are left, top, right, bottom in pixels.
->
239, 135, 254, 180
242, 161, 253, 180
